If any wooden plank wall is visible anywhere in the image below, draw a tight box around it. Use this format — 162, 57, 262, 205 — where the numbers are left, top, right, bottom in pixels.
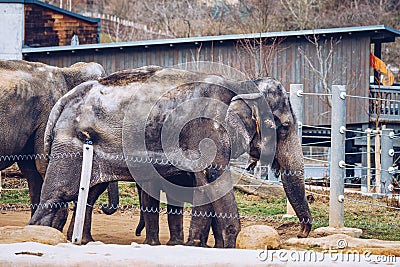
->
24, 3, 98, 47
25, 34, 371, 126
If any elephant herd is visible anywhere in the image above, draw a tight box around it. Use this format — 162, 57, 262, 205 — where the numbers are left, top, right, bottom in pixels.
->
0, 60, 312, 248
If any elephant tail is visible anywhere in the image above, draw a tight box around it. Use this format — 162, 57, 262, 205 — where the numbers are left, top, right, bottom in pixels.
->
101, 182, 119, 215
135, 214, 145, 236
135, 184, 145, 236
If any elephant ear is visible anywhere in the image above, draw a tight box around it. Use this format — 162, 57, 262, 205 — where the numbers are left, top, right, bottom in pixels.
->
44, 81, 95, 157
225, 93, 262, 155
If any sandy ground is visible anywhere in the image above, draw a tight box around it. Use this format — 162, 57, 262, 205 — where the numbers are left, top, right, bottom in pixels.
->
0, 207, 304, 246
1, 209, 400, 266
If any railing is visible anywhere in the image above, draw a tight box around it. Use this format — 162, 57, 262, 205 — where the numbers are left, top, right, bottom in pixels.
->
370, 85, 400, 123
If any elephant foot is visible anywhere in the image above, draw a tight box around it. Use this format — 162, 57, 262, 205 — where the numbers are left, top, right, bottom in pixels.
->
81, 235, 95, 245
297, 223, 312, 238
143, 238, 161, 246
67, 234, 95, 244
185, 239, 209, 248
166, 238, 184, 246
67, 231, 95, 244
213, 240, 224, 248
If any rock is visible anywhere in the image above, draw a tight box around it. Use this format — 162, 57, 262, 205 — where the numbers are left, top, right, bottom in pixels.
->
313, 226, 362, 238
236, 225, 281, 250
0, 225, 66, 245
285, 233, 400, 256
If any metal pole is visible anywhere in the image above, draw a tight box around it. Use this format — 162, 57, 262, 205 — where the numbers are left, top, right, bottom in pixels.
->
381, 128, 394, 195
290, 84, 303, 138
367, 129, 371, 192
72, 143, 93, 245
329, 85, 346, 228
375, 128, 381, 193
286, 84, 303, 216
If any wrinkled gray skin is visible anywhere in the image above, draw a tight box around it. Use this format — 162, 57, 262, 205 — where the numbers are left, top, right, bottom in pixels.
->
30, 66, 312, 247
0, 60, 106, 217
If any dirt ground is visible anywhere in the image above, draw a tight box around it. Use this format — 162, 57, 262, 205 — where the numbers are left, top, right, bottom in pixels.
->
0, 207, 305, 246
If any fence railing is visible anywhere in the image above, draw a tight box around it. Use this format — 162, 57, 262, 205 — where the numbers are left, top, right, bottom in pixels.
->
370, 85, 400, 123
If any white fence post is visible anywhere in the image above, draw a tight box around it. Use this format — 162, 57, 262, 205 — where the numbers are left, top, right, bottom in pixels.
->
381, 128, 394, 195
287, 84, 303, 216
72, 143, 94, 245
329, 85, 346, 228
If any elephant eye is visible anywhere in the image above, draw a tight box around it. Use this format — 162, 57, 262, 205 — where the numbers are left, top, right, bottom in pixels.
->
76, 130, 97, 143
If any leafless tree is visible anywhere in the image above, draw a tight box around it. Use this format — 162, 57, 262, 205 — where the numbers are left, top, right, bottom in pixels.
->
298, 35, 341, 107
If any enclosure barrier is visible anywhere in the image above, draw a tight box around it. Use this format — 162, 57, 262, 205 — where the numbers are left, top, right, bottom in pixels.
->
72, 143, 93, 245
329, 85, 346, 228
2, 83, 400, 240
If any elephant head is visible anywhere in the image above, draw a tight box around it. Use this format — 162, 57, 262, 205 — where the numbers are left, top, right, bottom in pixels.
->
256, 78, 312, 238
215, 78, 311, 239
0, 60, 105, 218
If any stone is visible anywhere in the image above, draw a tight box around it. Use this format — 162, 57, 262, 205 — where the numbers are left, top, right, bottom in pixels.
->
313, 227, 362, 238
285, 233, 400, 256
236, 225, 281, 250
0, 225, 66, 245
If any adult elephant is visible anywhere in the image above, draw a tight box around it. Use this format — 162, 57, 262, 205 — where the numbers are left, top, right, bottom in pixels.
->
0, 60, 108, 218
29, 66, 312, 247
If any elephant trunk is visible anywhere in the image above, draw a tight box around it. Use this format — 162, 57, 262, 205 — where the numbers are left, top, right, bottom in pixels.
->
275, 129, 312, 238
29, 200, 68, 231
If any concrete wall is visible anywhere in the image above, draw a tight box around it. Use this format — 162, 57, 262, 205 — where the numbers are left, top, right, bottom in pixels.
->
0, 3, 23, 60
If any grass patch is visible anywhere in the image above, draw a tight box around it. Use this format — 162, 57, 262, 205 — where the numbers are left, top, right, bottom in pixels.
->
0, 189, 30, 205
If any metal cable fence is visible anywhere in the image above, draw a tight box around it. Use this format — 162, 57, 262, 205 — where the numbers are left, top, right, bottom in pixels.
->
2, 83, 400, 243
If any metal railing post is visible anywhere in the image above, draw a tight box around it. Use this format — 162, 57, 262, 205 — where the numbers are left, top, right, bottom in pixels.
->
329, 85, 346, 228
290, 84, 303, 138
72, 143, 94, 245
381, 128, 394, 195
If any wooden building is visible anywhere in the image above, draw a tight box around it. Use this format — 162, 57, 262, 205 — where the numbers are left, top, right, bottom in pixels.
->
23, 0, 99, 47
23, 25, 400, 128
18, 24, 400, 185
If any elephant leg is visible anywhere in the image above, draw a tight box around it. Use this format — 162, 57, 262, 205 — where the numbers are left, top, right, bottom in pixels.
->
135, 184, 145, 236
67, 183, 109, 244
210, 188, 240, 248
194, 169, 240, 248
186, 170, 216, 247
17, 159, 43, 217
141, 187, 161, 245
211, 216, 224, 248
186, 204, 212, 247
166, 198, 184, 246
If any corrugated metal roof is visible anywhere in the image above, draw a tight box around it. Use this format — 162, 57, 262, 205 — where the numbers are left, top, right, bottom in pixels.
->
0, 0, 99, 23
0, 0, 25, 3
22, 24, 400, 54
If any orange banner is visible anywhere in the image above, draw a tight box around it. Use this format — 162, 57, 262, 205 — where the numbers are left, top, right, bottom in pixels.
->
370, 53, 394, 86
